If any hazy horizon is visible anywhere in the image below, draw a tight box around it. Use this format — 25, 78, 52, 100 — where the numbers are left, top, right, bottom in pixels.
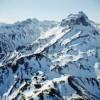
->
0, 0, 100, 23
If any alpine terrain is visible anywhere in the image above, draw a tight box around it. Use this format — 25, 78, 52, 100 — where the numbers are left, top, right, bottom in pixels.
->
0, 11, 100, 100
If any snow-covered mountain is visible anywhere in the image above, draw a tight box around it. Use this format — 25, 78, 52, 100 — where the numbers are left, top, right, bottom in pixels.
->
0, 18, 58, 64
0, 11, 100, 100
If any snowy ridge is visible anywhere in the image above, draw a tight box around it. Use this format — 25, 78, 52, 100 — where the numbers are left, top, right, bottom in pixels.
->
0, 19, 58, 64
0, 12, 100, 100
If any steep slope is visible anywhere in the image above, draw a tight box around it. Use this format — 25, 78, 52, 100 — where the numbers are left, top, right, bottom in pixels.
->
0, 12, 100, 100
0, 19, 58, 63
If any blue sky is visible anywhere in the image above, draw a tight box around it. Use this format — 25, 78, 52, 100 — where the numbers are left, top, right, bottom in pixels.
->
0, 0, 100, 23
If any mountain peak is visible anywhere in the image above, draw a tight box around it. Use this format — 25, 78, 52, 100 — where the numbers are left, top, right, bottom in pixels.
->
68, 11, 88, 20
61, 11, 89, 27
